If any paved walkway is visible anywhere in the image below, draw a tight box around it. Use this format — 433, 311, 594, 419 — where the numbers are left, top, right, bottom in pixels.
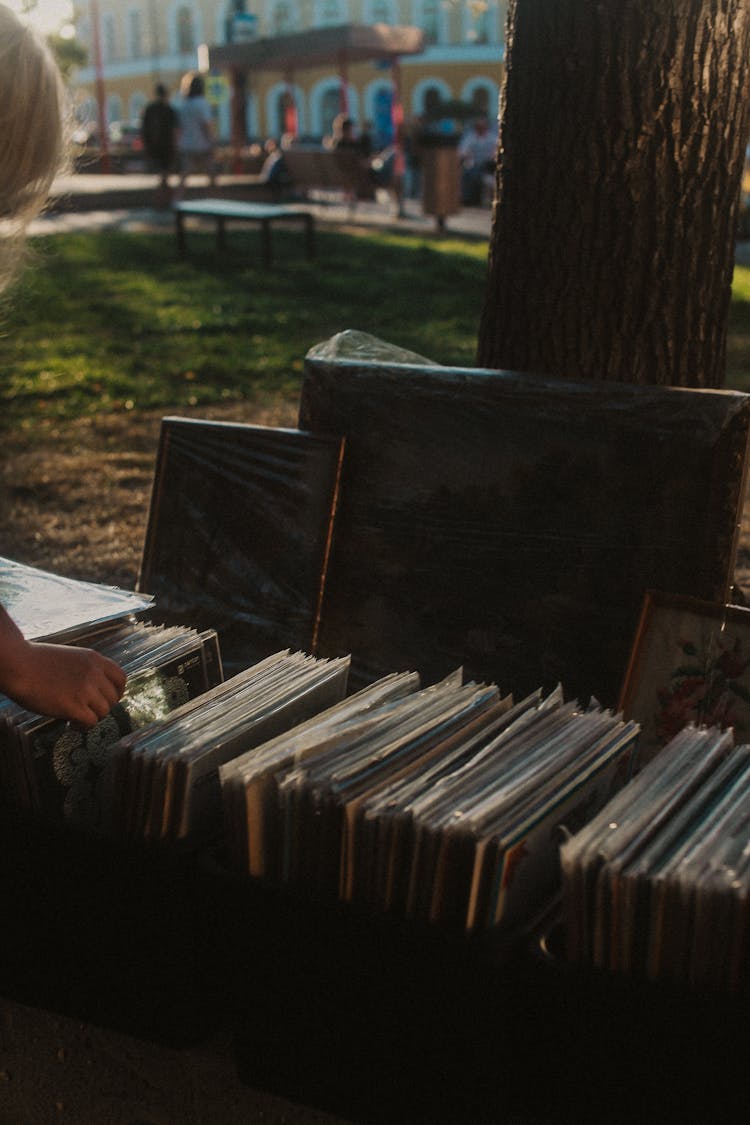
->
37, 176, 750, 267
34, 172, 492, 240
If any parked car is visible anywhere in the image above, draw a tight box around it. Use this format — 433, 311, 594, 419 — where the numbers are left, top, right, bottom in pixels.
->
72, 120, 146, 173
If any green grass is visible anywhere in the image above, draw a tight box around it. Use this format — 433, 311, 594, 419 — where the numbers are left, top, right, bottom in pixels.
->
727, 264, 750, 391
3, 231, 750, 428
0, 228, 489, 425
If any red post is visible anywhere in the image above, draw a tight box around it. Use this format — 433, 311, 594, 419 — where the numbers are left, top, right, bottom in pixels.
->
391, 58, 405, 169
284, 73, 298, 137
90, 0, 110, 172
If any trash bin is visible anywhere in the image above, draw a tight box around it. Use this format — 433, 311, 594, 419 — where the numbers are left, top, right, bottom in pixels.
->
421, 134, 461, 230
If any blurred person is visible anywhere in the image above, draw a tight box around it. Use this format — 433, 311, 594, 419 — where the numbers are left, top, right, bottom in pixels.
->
331, 114, 360, 151
403, 114, 426, 199
257, 137, 292, 195
0, 3, 126, 727
358, 120, 374, 159
175, 72, 216, 200
140, 82, 178, 205
369, 125, 407, 218
457, 115, 497, 206
260, 137, 285, 179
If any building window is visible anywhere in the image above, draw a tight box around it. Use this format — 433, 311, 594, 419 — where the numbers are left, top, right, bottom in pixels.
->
128, 8, 143, 58
277, 89, 298, 137
75, 97, 97, 131
372, 84, 393, 146
77, 16, 91, 51
320, 86, 341, 139
367, 0, 394, 23
102, 13, 116, 62
272, 1, 294, 34
473, 88, 489, 114
419, 0, 440, 45
107, 94, 123, 126
130, 92, 147, 124
423, 85, 442, 117
176, 5, 195, 53
317, 0, 343, 26
466, 0, 490, 43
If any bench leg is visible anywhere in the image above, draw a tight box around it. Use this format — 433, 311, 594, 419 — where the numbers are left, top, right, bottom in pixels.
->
261, 219, 272, 268
304, 215, 315, 260
217, 216, 226, 254
175, 212, 186, 256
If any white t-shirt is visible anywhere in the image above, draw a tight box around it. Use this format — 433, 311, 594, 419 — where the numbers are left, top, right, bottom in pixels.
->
458, 127, 497, 168
178, 96, 213, 154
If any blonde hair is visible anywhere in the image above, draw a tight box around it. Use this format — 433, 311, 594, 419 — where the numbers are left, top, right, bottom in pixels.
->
0, 3, 67, 293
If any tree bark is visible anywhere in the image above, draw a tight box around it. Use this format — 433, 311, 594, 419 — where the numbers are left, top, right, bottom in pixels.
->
477, 0, 750, 387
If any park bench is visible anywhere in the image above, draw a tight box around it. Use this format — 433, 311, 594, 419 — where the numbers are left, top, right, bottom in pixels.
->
280, 147, 376, 201
173, 199, 315, 267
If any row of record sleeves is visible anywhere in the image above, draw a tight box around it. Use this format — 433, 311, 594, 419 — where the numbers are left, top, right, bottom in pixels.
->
0, 604, 639, 937
5, 558, 750, 975
561, 722, 750, 994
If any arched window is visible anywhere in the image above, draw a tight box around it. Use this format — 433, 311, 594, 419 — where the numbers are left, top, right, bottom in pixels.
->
276, 89, 298, 137
372, 85, 393, 145
423, 86, 442, 117
176, 5, 195, 53
106, 94, 123, 126
320, 87, 341, 139
471, 87, 489, 115
75, 97, 97, 130
461, 78, 499, 126
130, 92, 147, 124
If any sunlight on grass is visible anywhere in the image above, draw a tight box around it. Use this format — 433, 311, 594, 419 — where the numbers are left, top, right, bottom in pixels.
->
0, 229, 488, 424
728, 265, 750, 391
5, 230, 750, 422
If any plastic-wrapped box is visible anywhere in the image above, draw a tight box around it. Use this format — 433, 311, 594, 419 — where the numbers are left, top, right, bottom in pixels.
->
299, 351, 750, 706
138, 417, 344, 676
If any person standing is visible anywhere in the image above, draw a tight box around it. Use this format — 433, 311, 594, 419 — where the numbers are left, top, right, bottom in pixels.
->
457, 115, 497, 206
175, 73, 216, 200
140, 83, 178, 205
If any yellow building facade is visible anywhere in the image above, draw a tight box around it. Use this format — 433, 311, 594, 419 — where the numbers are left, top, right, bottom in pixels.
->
72, 0, 507, 145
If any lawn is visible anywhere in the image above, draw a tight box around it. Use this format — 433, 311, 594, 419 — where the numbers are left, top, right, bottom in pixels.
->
0, 227, 490, 427
727, 263, 750, 390
3, 231, 749, 429
2, 228, 750, 591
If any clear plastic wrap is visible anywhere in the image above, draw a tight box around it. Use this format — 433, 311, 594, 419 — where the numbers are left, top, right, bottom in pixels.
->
299, 356, 750, 706
0, 556, 153, 640
138, 418, 344, 676
306, 329, 436, 366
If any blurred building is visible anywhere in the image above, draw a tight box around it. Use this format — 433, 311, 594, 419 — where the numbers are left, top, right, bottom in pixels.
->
71, 0, 506, 145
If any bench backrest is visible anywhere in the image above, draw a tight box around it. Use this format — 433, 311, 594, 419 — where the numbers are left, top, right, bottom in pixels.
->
282, 147, 375, 199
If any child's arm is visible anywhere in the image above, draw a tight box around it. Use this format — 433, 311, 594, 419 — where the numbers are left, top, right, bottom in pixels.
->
0, 607, 126, 728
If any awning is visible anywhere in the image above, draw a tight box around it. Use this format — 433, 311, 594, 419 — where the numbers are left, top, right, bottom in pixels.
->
208, 22, 425, 73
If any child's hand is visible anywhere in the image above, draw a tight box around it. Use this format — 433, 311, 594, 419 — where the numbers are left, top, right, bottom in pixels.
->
0, 607, 126, 727
4, 641, 126, 727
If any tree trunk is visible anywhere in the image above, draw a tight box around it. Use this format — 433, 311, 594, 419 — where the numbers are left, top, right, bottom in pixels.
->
477, 0, 750, 387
